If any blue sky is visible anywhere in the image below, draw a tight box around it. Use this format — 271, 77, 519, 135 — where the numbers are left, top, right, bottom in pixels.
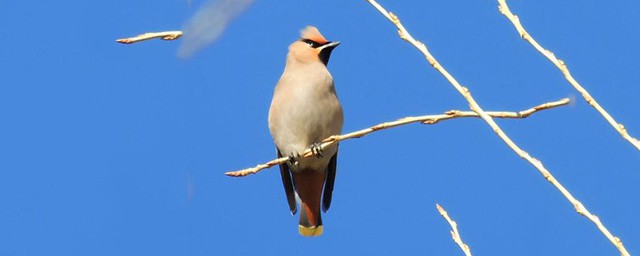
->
1, 0, 639, 255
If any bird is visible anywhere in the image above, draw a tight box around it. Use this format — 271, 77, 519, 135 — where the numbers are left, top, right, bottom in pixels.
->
268, 26, 343, 237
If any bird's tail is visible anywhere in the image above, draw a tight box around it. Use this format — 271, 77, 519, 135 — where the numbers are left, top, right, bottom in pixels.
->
299, 200, 323, 236
294, 169, 325, 237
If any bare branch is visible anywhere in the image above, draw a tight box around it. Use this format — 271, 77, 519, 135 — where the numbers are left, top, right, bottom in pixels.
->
225, 98, 569, 177
116, 31, 183, 44
436, 204, 472, 256
364, 1, 629, 255
497, 0, 640, 153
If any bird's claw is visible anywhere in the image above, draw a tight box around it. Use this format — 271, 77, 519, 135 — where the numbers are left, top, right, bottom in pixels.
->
310, 143, 324, 158
287, 152, 300, 167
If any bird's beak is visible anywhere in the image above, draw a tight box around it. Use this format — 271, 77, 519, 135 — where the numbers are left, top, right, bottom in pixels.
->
318, 41, 340, 66
320, 41, 340, 50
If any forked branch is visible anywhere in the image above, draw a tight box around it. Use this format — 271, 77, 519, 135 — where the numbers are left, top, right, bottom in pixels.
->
364, 1, 629, 255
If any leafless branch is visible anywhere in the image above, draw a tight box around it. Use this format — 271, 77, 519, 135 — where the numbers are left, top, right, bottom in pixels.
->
364, 1, 629, 255
497, 0, 640, 153
437, 204, 472, 256
116, 31, 183, 44
225, 98, 569, 177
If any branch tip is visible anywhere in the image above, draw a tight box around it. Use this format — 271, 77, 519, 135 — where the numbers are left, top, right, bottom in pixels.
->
115, 31, 183, 45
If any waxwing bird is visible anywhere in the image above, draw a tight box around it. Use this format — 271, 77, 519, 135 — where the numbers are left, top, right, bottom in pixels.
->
268, 26, 343, 237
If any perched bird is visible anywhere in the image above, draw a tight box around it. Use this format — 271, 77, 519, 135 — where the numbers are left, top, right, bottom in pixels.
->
268, 26, 343, 237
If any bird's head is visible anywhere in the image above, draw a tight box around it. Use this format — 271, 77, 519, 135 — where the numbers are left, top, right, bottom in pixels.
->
288, 26, 340, 66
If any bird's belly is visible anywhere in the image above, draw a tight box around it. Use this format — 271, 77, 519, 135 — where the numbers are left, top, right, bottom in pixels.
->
274, 95, 341, 170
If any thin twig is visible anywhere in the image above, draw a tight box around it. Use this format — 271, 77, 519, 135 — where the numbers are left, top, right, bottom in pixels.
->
497, 0, 640, 152
225, 98, 569, 177
436, 204, 472, 256
364, 1, 629, 255
116, 31, 183, 44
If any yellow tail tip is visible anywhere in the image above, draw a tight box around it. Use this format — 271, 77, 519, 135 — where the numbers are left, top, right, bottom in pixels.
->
298, 225, 323, 237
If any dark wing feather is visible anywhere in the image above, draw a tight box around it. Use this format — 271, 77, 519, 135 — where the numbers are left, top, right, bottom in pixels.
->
322, 149, 338, 212
277, 149, 297, 214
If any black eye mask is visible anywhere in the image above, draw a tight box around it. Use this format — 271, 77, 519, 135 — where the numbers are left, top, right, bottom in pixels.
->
300, 38, 323, 48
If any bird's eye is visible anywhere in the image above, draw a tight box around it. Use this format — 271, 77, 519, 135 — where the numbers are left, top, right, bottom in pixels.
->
301, 39, 321, 48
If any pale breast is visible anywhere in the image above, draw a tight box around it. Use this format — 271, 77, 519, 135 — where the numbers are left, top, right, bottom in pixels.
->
268, 63, 344, 170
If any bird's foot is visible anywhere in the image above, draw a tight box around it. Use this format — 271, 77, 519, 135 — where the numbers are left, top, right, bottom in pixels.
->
310, 143, 324, 158
287, 152, 300, 167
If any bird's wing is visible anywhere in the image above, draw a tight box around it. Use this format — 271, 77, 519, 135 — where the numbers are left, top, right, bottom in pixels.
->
322, 149, 338, 212
277, 149, 297, 215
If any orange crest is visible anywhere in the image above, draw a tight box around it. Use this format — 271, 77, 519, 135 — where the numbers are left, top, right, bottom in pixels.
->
300, 26, 328, 44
